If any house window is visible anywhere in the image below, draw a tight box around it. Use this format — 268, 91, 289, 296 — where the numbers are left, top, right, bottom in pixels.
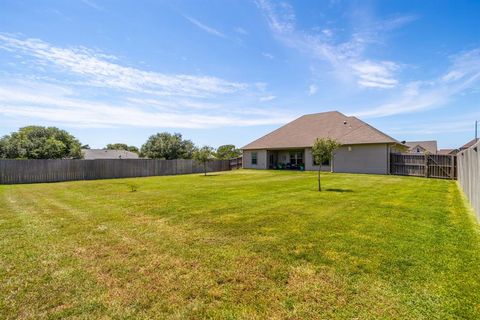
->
251, 152, 257, 165
290, 151, 303, 165
314, 158, 330, 166
416, 147, 421, 153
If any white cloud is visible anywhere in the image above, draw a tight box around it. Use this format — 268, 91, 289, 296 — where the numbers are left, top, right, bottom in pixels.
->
308, 84, 318, 95
259, 95, 276, 102
234, 27, 248, 35
352, 60, 399, 88
0, 34, 243, 97
255, 0, 406, 89
262, 52, 274, 59
0, 81, 293, 128
321, 29, 333, 38
184, 16, 226, 38
354, 49, 480, 117
81, 0, 103, 11
0, 34, 298, 129
388, 119, 476, 135
256, 0, 296, 34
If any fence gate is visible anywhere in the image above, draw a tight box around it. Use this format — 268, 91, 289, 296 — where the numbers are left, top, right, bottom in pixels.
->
229, 156, 242, 170
390, 153, 456, 179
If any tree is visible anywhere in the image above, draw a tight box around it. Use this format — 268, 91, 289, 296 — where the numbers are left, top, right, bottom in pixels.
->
215, 144, 241, 160
105, 143, 139, 154
193, 146, 215, 176
0, 126, 82, 159
140, 132, 195, 159
127, 146, 139, 153
311, 138, 341, 191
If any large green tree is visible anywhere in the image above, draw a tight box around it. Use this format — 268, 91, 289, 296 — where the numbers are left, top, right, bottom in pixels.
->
140, 132, 195, 159
311, 138, 341, 191
215, 144, 241, 160
0, 126, 83, 159
105, 143, 139, 154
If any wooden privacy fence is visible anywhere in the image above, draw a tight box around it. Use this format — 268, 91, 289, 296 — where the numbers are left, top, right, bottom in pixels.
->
390, 153, 457, 179
0, 159, 231, 184
457, 140, 479, 220
229, 156, 242, 170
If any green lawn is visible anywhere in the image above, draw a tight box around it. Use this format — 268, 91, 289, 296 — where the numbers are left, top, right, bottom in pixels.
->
1, 170, 479, 319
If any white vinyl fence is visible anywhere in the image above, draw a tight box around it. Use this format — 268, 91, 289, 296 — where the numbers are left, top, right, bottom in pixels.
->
457, 139, 480, 220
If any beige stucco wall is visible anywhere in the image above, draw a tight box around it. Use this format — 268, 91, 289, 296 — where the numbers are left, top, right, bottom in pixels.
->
306, 144, 390, 174
244, 144, 390, 174
332, 144, 389, 174
242, 150, 267, 169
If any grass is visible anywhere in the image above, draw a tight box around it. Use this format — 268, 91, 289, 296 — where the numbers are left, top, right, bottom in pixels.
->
0, 170, 479, 319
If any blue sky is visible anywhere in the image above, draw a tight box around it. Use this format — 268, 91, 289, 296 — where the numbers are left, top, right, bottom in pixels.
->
0, 0, 479, 149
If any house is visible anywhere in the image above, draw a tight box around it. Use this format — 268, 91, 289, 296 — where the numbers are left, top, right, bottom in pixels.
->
404, 140, 437, 154
242, 111, 406, 174
459, 138, 479, 151
438, 149, 458, 155
82, 149, 140, 160
436, 138, 479, 155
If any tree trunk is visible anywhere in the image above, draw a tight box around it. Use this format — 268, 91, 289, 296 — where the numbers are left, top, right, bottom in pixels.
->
318, 167, 321, 191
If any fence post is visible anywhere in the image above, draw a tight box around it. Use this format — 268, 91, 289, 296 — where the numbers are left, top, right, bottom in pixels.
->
450, 155, 455, 180
424, 154, 429, 178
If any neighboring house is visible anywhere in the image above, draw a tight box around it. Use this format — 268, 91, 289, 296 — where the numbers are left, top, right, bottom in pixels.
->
404, 140, 437, 154
459, 138, 479, 151
438, 149, 458, 155
82, 149, 140, 160
242, 111, 406, 174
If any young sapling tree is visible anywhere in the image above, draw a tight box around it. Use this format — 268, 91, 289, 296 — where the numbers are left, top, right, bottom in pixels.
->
193, 146, 215, 176
311, 138, 341, 191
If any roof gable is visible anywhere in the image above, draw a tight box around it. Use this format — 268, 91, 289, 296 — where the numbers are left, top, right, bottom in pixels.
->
405, 141, 437, 154
460, 138, 479, 150
438, 149, 457, 155
242, 111, 398, 150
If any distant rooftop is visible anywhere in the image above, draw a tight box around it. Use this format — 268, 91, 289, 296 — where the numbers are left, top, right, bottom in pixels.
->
82, 149, 140, 160
404, 140, 438, 154
438, 149, 457, 155
459, 138, 479, 150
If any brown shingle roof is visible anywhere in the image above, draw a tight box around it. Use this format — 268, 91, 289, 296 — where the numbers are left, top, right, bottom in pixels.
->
242, 111, 398, 150
82, 149, 140, 160
438, 149, 457, 155
405, 140, 438, 154
459, 138, 479, 150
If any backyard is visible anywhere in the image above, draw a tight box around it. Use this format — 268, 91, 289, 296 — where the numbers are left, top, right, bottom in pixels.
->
0, 170, 479, 319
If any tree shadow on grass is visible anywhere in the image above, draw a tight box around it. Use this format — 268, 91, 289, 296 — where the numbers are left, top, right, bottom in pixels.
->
200, 174, 220, 177
325, 188, 354, 193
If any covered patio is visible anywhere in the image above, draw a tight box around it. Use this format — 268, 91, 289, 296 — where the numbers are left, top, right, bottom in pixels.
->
267, 149, 306, 170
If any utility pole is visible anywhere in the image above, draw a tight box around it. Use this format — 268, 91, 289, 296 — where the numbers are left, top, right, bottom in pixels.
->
476, 120, 478, 141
